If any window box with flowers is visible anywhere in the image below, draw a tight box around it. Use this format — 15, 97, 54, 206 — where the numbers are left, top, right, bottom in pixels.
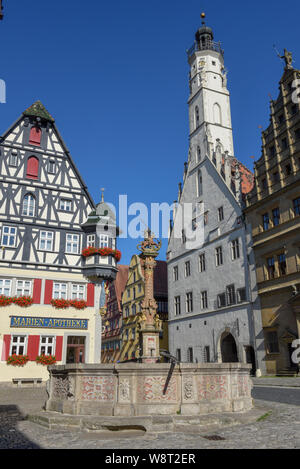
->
0, 296, 33, 308
7, 355, 30, 367
81, 247, 122, 262
36, 355, 57, 366
51, 299, 87, 310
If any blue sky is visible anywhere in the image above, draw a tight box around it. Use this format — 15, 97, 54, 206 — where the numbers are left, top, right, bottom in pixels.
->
0, 0, 299, 265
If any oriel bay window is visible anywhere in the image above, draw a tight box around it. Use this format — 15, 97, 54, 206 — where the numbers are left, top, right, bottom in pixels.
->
100, 234, 109, 248
87, 234, 96, 247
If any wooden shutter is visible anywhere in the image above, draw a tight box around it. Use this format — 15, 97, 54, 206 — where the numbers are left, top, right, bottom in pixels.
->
32, 279, 42, 304
44, 280, 53, 305
29, 127, 41, 146
26, 156, 39, 179
1, 335, 11, 360
55, 336, 63, 361
87, 283, 95, 307
27, 336, 40, 361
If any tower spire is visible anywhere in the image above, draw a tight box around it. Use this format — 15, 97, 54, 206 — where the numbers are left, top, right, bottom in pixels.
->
100, 188, 105, 203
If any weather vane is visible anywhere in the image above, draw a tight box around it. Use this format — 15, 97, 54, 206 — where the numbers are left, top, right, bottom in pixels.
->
0, 1, 3, 20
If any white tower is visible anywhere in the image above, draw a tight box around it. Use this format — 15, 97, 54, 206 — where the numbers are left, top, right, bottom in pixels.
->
187, 14, 234, 163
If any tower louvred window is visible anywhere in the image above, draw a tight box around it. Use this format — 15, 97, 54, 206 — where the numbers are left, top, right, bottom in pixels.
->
26, 156, 39, 180
29, 127, 42, 146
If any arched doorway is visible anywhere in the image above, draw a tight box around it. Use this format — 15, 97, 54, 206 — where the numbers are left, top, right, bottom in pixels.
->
221, 332, 238, 363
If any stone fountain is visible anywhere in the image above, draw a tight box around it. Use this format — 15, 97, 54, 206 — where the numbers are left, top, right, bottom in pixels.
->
33, 230, 253, 432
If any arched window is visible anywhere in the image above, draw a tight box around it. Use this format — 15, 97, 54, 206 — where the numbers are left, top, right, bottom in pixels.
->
213, 103, 222, 125
22, 194, 36, 217
197, 170, 202, 197
195, 106, 200, 128
29, 127, 42, 146
26, 156, 39, 180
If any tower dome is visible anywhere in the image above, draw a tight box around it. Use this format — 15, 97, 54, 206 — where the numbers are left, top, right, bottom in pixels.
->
195, 13, 214, 51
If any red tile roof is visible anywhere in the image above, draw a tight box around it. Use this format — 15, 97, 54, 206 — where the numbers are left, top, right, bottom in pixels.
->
115, 265, 129, 310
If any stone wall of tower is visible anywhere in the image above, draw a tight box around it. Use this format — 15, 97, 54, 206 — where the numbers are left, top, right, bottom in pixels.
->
167, 23, 265, 375
188, 49, 234, 158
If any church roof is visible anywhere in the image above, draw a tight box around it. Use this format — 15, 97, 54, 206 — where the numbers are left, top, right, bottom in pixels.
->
23, 100, 55, 123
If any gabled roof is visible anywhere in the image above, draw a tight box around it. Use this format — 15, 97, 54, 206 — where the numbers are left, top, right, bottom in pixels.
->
23, 100, 55, 123
115, 265, 130, 310
0, 101, 95, 210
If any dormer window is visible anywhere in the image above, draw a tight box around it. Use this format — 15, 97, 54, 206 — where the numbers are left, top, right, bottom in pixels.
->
26, 156, 39, 180
29, 127, 42, 146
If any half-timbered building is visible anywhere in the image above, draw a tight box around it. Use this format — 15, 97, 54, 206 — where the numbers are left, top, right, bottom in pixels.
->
0, 101, 110, 383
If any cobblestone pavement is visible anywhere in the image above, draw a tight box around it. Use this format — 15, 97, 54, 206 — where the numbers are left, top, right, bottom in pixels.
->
0, 386, 299, 449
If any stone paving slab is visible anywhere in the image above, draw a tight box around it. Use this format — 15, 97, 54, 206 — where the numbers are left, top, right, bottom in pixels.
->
252, 377, 300, 387
0, 386, 300, 449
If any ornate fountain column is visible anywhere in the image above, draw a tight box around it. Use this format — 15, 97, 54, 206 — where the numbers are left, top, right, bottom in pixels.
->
137, 230, 162, 363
